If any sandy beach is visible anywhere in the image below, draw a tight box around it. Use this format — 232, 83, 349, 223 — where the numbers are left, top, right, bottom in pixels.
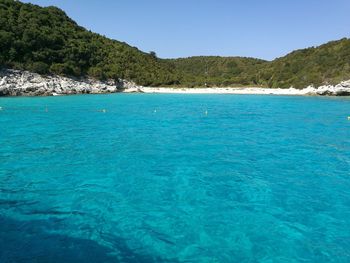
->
125, 82, 350, 96
137, 87, 312, 95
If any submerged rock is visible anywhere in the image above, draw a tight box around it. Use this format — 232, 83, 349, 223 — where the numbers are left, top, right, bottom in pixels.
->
0, 69, 141, 96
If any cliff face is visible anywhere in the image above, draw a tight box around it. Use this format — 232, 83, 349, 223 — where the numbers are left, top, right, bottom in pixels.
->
0, 69, 141, 96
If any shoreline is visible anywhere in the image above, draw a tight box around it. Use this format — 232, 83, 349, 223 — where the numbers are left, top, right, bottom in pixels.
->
1, 69, 350, 97
134, 87, 318, 96
125, 84, 350, 96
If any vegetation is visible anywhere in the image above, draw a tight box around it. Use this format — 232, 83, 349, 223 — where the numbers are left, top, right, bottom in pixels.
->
257, 38, 350, 88
171, 39, 350, 88
0, 0, 349, 88
0, 0, 179, 86
167, 56, 267, 87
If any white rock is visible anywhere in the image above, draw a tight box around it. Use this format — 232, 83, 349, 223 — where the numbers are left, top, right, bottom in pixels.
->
0, 68, 140, 96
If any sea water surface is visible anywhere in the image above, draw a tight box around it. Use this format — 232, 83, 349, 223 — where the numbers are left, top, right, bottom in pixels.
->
0, 94, 350, 262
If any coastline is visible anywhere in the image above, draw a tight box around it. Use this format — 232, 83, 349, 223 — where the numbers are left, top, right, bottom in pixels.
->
125, 83, 350, 96
1, 68, 350, 97
128, 87, 321, 96
0, 69, 138, 96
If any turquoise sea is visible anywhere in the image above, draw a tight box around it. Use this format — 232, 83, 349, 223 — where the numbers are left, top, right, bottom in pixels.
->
0, 94, 350, 262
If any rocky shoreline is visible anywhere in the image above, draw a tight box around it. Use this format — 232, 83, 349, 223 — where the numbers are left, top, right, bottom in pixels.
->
0, 69, 142, 96
1, 68, 350, 96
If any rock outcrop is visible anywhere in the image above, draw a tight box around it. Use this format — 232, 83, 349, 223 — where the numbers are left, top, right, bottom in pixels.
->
0, 69, 142, 96
306, 80, 350, 96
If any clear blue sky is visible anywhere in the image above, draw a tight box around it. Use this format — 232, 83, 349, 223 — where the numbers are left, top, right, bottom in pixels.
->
22, 0, 350, 60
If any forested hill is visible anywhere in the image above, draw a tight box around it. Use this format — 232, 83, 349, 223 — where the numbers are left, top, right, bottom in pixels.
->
167, 56, 267, 87
0, 0, 179, 86
257, 38, 350, 88
0, 0, 349, 88
171, 38, 350, 88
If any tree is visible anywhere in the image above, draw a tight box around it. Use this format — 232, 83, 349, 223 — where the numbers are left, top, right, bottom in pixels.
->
149, 51, 157, 59
30, 62, 49, 74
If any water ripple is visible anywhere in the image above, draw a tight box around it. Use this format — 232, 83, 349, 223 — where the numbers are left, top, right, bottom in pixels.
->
1, 94, 350, 262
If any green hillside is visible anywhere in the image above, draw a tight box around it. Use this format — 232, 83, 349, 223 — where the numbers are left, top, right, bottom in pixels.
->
170, 38, 350, 88
0, 0, 179, 86
167, 56, 267, 87
0, 0, 349, 88
258, 38, 350, 88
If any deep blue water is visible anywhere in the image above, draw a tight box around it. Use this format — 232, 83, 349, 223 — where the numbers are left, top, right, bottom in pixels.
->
0, 94, 350, 263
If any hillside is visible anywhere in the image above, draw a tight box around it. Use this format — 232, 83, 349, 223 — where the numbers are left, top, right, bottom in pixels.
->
167, 56, 267, 87
0, 0, 179, 86
169, 39, 350, 88
0, 0, 349, 89
258, 38, 350, 88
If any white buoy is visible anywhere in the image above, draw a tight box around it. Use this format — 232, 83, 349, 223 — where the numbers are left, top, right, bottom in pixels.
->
0, 107, 2, 111
154, 109, 157, 113
205, 110, 208, 116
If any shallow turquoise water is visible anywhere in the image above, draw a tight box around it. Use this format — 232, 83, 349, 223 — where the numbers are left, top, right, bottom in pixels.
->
0, 94, 350, 262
